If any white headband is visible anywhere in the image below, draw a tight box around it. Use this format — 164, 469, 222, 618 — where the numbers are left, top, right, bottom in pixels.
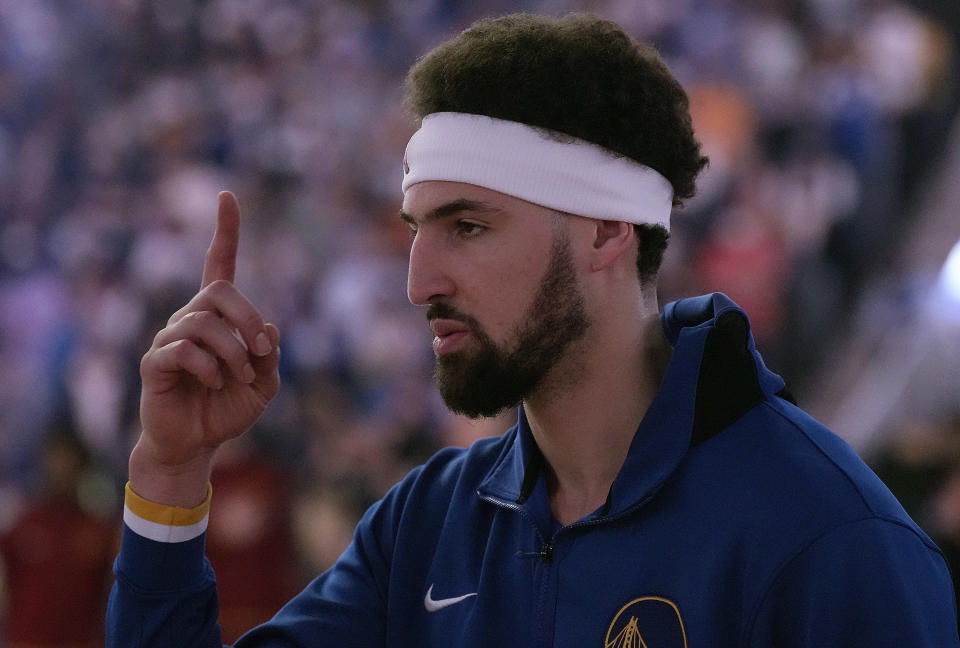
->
401, 112, 673, 229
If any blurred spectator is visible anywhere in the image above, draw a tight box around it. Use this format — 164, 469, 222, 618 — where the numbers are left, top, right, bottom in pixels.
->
871, 418, 960, 522
291, 483, 365, 579
693, 197, 789, 347
933, 462, 960, 630
0, 428, 118, 648
205, 437, 300, 643
871, 415, 960, 629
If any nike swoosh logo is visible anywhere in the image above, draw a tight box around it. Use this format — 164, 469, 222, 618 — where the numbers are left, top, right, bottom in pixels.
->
424, 584, 478, 612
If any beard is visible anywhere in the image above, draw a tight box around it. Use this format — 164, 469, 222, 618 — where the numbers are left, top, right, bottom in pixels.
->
428, 231, 590, 418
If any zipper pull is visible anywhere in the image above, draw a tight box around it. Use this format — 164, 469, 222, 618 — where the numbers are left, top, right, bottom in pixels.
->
539, 542, 553, 563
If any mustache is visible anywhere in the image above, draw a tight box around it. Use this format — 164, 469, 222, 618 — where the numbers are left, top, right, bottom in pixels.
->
426, 303, 481, 331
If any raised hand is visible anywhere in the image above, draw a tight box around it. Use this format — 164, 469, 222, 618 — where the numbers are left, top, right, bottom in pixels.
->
130, 192, 281, 507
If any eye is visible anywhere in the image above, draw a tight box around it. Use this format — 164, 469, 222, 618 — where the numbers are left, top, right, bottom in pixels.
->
455, 220, 485, 238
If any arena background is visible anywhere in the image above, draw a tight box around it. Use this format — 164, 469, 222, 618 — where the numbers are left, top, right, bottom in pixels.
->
0, 0, 958, 643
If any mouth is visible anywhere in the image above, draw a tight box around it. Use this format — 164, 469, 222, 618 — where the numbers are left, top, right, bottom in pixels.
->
429, 318, 472, 355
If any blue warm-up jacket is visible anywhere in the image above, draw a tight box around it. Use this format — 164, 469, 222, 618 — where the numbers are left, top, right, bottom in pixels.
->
107, 293, 959, 646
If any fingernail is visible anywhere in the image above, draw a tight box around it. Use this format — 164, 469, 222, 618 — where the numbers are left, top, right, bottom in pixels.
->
255, 332, 271, 356
242, 363, 256, 383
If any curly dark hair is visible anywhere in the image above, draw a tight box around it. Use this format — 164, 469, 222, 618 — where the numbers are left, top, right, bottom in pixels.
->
405, 13, 708, 285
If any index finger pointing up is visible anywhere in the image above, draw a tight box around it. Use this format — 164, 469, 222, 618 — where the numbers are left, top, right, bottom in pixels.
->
202, 191, 241, 288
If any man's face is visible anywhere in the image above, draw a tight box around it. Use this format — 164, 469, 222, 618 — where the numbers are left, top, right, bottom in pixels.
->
402, 182, 590, 418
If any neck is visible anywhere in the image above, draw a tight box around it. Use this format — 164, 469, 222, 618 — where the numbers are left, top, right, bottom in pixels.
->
523, 298, 669, 526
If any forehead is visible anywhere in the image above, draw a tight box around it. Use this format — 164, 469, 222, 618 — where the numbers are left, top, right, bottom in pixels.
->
401, 181, 557, 223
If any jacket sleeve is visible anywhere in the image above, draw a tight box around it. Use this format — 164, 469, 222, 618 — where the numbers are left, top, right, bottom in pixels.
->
107, 482, 397, 648
106, 483, 225, 648
748, 516, 960, 646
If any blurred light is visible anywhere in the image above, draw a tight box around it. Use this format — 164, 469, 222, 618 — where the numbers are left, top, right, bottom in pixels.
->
931, 237, 960, 324
940, 238, 960, 303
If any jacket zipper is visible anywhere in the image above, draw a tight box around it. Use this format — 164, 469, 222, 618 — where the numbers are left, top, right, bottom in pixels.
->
477, 492, 554, 560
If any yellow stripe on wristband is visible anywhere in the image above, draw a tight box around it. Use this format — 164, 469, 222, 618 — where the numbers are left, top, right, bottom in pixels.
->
125, 482, 212, 526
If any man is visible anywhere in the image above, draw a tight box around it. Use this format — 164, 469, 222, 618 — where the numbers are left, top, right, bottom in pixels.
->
107, 13, 958, 647
2, 430, 117, 648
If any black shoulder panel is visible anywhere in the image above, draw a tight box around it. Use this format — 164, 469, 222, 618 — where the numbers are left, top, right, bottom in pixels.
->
690, 311, 766, 447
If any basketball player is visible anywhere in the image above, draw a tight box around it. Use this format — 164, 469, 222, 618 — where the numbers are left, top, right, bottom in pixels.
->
108, 14, 958, 646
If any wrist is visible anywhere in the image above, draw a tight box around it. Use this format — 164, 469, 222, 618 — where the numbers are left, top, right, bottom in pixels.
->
128, 441, 216, 509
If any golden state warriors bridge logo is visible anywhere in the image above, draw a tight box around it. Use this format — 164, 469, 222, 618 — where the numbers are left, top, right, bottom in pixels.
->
604, 597, 687, 647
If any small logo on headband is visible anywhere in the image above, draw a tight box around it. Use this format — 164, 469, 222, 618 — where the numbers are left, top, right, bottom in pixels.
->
403, 149, 410, 175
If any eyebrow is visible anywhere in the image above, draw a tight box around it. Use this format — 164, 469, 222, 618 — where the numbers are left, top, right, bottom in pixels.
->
399, 198, 502, 226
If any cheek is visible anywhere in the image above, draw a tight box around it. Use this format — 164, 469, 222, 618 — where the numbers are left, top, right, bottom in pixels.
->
454, 226, 558, 332
469, 261, 543, 335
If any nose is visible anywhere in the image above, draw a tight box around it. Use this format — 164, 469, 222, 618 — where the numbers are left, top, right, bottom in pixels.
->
406, 231, 455, 306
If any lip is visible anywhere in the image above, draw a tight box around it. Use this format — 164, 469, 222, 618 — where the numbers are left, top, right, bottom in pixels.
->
429, 319, 471, 355
429, 318, 469, 337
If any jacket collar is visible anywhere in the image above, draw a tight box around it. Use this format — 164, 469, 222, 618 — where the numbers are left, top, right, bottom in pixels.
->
478, 293, 786, 523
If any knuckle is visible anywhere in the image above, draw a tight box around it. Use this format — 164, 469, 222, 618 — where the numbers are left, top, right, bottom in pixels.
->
188, 309, 209, 324
223, 339, 244, 365
167, 307, 187, 327
241, 312, 264, 333
205, 279, 232, 295
170, 338, 195, 361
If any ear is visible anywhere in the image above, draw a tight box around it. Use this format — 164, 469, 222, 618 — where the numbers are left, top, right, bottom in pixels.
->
589, 220, 635, 272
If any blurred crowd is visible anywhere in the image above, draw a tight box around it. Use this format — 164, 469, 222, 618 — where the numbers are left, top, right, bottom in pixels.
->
0, 0, 958, 644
